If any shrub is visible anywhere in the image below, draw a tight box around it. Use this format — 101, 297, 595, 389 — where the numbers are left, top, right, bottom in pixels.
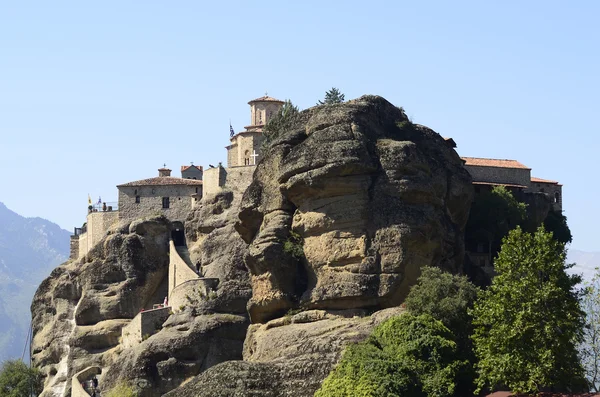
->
0, 359, 43, 397
105, 381, 137, 397
283, 230, 304, 260
315, 314, 466, 397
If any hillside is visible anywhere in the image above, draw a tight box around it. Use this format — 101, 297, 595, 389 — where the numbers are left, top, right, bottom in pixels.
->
0, 202, 70, 362
568, 249, 600, 282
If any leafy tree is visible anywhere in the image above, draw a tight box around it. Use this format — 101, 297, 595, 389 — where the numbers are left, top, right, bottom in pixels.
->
471, 226, 587, 394
0, 360, 42, 397
544, 210, 573, 244
465, 186, 527, 264
317, 87, 345, 105
262, 100, 299, 147
580, 269, 600, 391
315, 314, 466, 397
404, 267, 480, 395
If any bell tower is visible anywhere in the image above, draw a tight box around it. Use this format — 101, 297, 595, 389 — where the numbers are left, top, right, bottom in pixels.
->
226, 95, 284, 167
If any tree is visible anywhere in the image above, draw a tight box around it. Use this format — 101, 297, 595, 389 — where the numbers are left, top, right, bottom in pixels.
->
404, 267, 480, 395
317, 87, 345, 105
471, 226, 587, 394
580, 269, 600, 391
262, 100, 299, 147
315, 314, 466, 397
0, 360, 43, 397
544, 210, 573, 244
465, 186, 527, 264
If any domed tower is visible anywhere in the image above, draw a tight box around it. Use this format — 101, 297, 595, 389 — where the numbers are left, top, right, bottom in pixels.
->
226, 95, 284, 167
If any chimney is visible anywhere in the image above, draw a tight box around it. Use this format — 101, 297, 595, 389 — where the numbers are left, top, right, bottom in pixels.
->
158, 168, 171, 177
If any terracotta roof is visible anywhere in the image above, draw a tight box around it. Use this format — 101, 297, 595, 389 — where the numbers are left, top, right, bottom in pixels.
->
117, 177, 203, 187
181, 165, 203, 172
462, 157, 530, 170
531, 176, 559, 184
248, 95, 284, 104
472, 181, 529, 189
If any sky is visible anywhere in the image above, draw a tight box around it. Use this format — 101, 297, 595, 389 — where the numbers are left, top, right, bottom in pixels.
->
0, 1, 598, 251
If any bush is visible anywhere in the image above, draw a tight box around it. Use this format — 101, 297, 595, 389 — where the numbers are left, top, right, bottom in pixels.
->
105, 381, 137, 397
315, 314, 466, 397
404, 267, 479, 395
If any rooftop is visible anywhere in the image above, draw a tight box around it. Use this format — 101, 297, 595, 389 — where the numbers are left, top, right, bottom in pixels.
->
181, 165, 203, 172
531, 176, 559, 184
117, 177, 203, 187
248, 95, 284, 104
461, 157, 531, 170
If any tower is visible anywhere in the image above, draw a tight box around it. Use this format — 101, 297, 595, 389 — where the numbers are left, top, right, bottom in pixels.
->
226, 95, 284, 167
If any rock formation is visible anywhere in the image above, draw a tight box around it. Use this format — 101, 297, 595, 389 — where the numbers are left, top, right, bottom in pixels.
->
32, 95, 473, 397
236, 95, 473, 323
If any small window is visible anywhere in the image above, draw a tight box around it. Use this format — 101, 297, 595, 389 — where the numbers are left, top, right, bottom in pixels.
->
135, 196, 140, 204
554, 192, 560, 203
134, 189, 138, 195
162, 197, 170, 209
195, 187, 198, 193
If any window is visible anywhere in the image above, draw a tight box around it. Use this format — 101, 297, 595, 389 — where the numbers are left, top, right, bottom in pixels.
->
195, 187, 198, 193
135, 196, 140, 204
162, 197, 170, 209
554, 192, 560, 203
134, 189, 138, 195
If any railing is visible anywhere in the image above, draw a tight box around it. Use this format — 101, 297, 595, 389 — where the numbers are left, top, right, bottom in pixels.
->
88, 201, 119, 213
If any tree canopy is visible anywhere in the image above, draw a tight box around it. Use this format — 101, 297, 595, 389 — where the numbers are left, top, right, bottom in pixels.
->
0, 360, 42, 397
471, 226, 587, 394
315, 313, 466, 397
262, 99, 299, 147
317, 87, 345, 105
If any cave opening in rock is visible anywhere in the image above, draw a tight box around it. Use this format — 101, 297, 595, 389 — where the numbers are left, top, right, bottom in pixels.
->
171, 222, 185, 246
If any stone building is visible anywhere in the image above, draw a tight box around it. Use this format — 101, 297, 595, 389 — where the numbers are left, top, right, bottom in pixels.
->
117, 167, 203, 223
226, 95, 284, 167
203, 95, 284, 197
181, 164, 203, 180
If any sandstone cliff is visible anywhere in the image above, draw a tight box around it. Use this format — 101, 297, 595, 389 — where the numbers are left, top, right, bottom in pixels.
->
32, 95, 473, 397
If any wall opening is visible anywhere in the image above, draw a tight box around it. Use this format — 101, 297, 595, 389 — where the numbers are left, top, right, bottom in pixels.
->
171, 221, 185, 247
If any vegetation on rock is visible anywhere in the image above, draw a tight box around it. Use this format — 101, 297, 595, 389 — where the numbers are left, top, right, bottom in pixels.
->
0, 359, 42, 397
315, 314, 466, 397
262, 99, 299, 147
543, 210, 573, 244
317, 87, 345, 105
105, 381, 138, 397
471, 226, 587, 394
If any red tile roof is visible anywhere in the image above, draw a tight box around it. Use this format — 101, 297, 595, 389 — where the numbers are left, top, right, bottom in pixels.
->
531, 176, 559, 184
117, 177, 203, 187
248, 95, 284, 104
181, 165, 203, 172
462, 157, 530, 170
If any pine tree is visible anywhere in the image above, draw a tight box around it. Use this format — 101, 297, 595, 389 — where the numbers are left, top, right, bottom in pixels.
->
317, 87, 345, 105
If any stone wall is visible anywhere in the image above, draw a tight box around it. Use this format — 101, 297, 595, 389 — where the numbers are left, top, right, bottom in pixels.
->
528, 182, 562, 211
169, 278, 220, 312
76, 210, 119, 259
228, 133, 264, 167
121, 307, 171, 348
71, 366, 102, 397
118, 185, 199, 223
202, 166, 254, 198
70, 235, 79, 259
465, 165, 531, 187
168, 241, 199, 297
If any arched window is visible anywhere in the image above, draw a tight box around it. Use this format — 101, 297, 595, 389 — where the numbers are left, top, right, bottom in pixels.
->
244, 150, 250, 166
554, 192, 560, 203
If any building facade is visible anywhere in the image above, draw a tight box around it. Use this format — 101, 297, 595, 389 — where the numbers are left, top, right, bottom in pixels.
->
117, 168, 203, 223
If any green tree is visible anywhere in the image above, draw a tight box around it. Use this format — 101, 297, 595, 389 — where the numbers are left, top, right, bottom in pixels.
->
317, 87, 345, 105
315, 314, 466, 397
471, 226, 587, 394
404, 267, 480, 395
544, 210, 573, 244
465, 186, 527, 264
0, 360, 42, 397
580, 269, 600, 391
262, 100, 299, 147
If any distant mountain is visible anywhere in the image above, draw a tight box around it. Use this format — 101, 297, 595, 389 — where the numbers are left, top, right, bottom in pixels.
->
0, 202, 70, 362
567, 248, 600, 283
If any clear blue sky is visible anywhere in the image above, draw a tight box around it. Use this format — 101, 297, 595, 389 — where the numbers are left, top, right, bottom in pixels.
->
1, 1, 598, 251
